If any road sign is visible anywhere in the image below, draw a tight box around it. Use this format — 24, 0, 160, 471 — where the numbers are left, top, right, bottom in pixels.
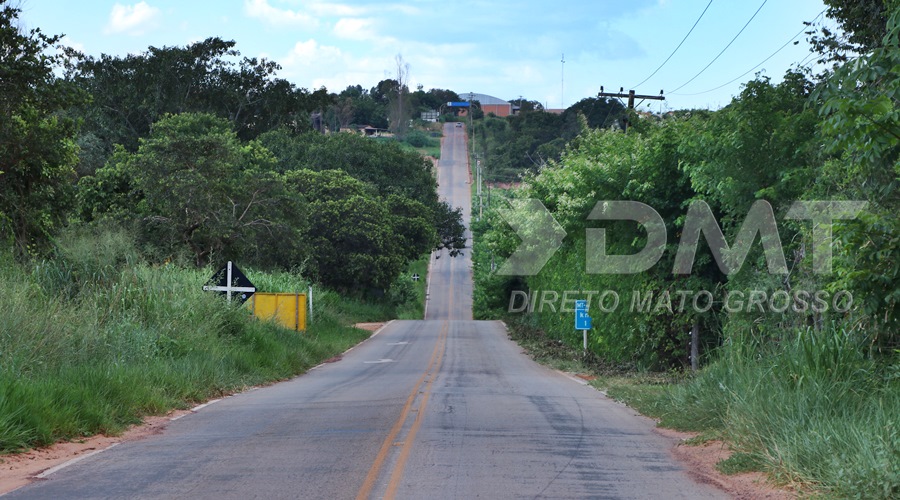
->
203, 261, 256, 303
575, 300, 592, 330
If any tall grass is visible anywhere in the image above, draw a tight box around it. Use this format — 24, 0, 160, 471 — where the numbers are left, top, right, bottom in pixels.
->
0, 225, 374, 453
651, 326, 899, 498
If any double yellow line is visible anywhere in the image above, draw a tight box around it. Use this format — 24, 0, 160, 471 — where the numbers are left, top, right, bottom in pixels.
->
355, 321, 449, 500
357, 239, 457, 499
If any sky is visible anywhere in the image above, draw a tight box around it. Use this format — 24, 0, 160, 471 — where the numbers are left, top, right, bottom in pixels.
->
15, 0, 833, 111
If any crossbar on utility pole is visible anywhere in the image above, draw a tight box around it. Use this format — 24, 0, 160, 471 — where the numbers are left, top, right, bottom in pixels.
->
597, 87, 665, 132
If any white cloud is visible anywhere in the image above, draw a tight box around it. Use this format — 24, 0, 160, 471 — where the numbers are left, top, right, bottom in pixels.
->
333, 18, 369, 39
333, 18, 386, 42
104, 2, 162, 36
243, 0, 319, 27
282, 39, 344, 68
277, 38, 398, 91
304, 1, 419, 17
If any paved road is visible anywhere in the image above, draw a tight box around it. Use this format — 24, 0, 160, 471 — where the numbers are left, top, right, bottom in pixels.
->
8, 124, 725, 499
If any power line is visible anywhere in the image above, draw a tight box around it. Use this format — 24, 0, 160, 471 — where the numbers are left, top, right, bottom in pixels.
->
669, 0, 768, 94
672, 10, 824, 96
632, 0, 714, 89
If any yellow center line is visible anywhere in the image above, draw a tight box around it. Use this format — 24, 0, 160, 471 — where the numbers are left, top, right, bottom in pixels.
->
356, 249, 457, 499
354, 322, 446, 500
383, 323, 448, 499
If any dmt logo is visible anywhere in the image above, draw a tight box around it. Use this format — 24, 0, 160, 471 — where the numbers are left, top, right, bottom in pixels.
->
497, 199, 867, 276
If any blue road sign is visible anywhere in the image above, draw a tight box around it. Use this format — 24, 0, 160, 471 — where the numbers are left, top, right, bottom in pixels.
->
575, 300, 591, 330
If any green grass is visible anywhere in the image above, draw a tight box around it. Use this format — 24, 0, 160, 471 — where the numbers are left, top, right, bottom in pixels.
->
0, 227, 382, 454
495, 312, 899, 498
396, 256, 429, 320
716, 452, 765, 475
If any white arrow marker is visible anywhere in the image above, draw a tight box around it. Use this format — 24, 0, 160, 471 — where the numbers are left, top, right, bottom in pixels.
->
497, 199, 566, 276
364, 359, 395, 364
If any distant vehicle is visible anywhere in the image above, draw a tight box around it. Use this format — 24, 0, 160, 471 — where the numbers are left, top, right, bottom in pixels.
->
455, 122, 462, 128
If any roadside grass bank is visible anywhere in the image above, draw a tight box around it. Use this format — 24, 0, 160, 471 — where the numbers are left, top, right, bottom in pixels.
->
395, 256, 429, 320
500, 317, 899, 499
0, 228, 401, 454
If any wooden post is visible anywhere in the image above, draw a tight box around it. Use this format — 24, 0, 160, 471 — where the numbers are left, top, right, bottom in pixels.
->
597, 87, 665, 133
690, 320, 700, 371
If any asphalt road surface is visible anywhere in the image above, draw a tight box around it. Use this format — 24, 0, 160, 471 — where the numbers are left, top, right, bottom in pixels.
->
8, 123, 725, 499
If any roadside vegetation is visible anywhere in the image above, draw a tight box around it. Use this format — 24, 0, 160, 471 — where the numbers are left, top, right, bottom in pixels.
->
0, 224, 381, 453
471, 2, 899, 498
0, 3, 463, 454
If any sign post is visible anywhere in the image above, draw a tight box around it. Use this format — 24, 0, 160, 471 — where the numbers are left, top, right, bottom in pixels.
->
575, 299, 592, 352
203, 261, 256, 304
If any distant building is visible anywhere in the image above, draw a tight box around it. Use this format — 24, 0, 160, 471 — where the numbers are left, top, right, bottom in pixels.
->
457, 92, 516, 117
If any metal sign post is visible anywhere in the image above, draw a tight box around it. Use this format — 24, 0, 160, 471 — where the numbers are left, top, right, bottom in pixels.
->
575, 299, 592, 352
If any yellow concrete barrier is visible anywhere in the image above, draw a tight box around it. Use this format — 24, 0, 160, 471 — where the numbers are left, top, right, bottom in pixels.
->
250, 293, 307, 332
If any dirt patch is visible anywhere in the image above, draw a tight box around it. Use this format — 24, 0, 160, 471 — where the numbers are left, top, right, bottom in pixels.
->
575, 373, 597, 382
654, 427, 800, 499
353, 322, 385, 332
0, 409, 191, 495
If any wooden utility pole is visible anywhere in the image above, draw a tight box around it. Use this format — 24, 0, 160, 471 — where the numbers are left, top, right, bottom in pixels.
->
597, 87, 665, 132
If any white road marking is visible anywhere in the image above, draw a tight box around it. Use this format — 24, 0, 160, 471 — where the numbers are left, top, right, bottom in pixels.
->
36, 443, 120, 479
364, 359, 395, 364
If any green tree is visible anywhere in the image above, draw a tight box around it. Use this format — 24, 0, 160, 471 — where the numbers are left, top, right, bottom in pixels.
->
70, 37, 324, 159
283, 169, 404, 290
385, 194, 437, 261
807, 0, 890, 62
258, 128, 438, 208
434, 201, 467, 257
563, 97, 626, 129
0, 4, 85, 252
813, 1, 900, 339
117, 113, 302, 266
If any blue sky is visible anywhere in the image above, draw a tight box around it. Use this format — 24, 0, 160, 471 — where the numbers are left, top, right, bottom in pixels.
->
17, 0, 831, 111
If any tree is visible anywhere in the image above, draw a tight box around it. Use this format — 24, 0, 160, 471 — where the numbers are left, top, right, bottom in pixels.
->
282, 169, 405, 290
807, 0, 890, 63
258, 128, 439, 208
120, 113, 301, 266
385, 194, 438, 261
813, 1, 900, 339
563, 97, 626, 129
0, 4, 85, 252
70, 37, 325, 156
388, 54, 411, 137
434, 201, 467, 257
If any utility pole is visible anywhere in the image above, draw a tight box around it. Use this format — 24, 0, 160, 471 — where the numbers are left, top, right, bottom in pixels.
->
597, 87, 665, 132
476, 156, 482, 221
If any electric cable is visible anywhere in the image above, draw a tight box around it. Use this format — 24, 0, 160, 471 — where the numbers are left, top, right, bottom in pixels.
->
672, 10, 824, 96
669, 0, 768, 93
631, 0, 714, 89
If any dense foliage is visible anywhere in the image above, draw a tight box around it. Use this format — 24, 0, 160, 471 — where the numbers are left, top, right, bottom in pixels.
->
468, 3, 899, 494
0, 5, 85, 252
0, 3, 465, 293
472, 97, 626, 183
474, 5, 899, 365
